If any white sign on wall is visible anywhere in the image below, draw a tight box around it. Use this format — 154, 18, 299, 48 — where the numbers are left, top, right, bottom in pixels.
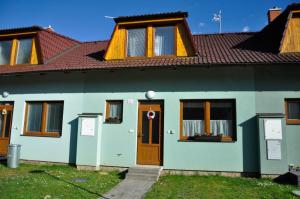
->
264, 119, 282, 140
81, 118, 96, 136
267, 140, 282, 160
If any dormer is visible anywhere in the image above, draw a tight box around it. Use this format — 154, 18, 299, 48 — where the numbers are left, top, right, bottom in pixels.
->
0, 30, 39, 66
104, 12, 196, 60
280, 10, 300, 53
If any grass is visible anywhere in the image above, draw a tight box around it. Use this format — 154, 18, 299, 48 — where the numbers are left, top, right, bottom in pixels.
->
0, 163, 123, 199
145, 175, 299, 199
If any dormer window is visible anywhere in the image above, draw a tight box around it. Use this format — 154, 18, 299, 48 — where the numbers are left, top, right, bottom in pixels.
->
0, 40, 12, 65
105, 12, 196, 60
16, 38, 33, 64
0, 37, 38, 66
127, 28, 146, 57
154, 26, 175, 56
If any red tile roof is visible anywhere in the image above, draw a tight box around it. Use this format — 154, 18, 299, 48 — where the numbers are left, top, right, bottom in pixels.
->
0, 4, 300, 75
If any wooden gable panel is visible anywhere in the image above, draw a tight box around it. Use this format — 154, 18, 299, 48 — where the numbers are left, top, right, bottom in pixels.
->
280, 12, 300, 53
176, 23, 194, 56
105, 26, 126, 60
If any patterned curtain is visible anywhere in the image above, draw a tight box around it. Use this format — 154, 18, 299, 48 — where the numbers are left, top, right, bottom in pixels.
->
0, 40, 12, 65
127, 28, 145, 57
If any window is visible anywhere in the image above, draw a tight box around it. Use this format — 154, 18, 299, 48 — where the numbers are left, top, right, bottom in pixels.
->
0, 37, 35, 65
16, 38, 33, 64
180, 100, 235, 142
127, 28, 146, 57
285, 99, 300, 124
154, 26, 175, 56
106, 100, 123, 123
24, 101, 64, 137
0, 40, 12, 65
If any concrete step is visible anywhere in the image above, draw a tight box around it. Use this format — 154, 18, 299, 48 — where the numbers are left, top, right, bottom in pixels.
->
126, 173, 159, 181
126, 166, 163, 181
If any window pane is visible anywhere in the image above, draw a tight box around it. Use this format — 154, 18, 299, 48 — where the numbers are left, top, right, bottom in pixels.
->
287, 102, 300, 119
210, 102, 233, 136
108, 101, 123, 121
142, 111, 149, 144
127, 28, 145, 57
46, 103, 63, 133
0, 113, 3, 137
4, 111, 12, 138
152, 112, 160, 144
182, 102, 204, 137
0, 40, 12, 65
27, 103, 42, 132
154, 26, 174, 56
16, 38, 32, 64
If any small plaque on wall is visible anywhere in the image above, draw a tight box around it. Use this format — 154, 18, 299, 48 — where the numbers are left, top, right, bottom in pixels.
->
267, 140, 282, 160
81, 118, 95, 136
264, 119, 282, 140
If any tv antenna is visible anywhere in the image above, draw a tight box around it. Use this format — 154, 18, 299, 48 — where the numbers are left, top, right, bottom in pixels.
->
212, 10, 222, 33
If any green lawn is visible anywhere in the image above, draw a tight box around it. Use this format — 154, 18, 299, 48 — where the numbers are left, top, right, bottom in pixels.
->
145, 175, 299, 199
0, 163, 122, 199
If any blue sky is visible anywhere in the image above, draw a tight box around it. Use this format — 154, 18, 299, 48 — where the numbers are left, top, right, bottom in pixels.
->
0, 0, 295, 42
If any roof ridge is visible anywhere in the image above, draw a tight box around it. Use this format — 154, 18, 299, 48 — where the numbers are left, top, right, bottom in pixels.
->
83, 40, 109, 43
192, 32, 258, 36
43, 29, 80, 43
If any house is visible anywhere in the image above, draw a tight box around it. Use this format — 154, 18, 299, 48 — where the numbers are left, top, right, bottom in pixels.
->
0, 3, 300, 176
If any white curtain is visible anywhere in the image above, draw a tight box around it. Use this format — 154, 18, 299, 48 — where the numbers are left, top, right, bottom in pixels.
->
183, 120, 232, 137
0, 40, 12, 65
210, 120, 232, 136
154, 26, 174, 56
183, 120, 205, 137
127, 28, 145, 57
109, 104, 122, 119
16, 38, 33, 64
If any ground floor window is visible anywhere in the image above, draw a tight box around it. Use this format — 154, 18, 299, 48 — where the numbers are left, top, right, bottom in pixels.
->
24, 101, 63, 137
180, 99, 236, 142
285, 99, 300, 124
105, 100, 123, 123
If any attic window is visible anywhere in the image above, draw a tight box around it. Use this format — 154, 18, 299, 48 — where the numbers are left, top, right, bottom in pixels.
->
154, 26, 175, 56
0, 40, 12, 65
127, 28, 146, 57
0, 37, 37, 66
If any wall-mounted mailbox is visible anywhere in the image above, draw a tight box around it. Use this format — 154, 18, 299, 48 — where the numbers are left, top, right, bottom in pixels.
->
76, 113, 102, 170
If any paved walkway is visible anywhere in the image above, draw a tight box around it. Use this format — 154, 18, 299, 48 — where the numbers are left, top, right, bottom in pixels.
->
100, 178, 155, 199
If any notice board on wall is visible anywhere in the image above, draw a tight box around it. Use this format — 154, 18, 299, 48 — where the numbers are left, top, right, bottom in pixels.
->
264, 119, 282, 140
267, 140, 282, 160
81, 118, 96, 136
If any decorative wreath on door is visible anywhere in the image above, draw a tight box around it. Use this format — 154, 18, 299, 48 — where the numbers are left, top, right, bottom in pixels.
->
147, 110, 156, 120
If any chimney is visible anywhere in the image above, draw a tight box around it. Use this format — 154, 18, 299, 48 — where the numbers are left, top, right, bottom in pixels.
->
268, 7, 281, 23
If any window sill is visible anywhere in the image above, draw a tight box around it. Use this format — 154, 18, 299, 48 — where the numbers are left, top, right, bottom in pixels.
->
179, 136, 235, 142
22, 132, 61, 138
286, 119, 300, 125
105, 118, 122, 124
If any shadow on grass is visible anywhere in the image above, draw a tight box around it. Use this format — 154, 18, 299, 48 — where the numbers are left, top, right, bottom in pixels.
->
0, 156, 7, 166
29, 169, 111, 198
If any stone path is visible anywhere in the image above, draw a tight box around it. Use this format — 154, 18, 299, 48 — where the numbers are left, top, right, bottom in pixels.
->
100, 178, 156, 199
100, 166, 162, 199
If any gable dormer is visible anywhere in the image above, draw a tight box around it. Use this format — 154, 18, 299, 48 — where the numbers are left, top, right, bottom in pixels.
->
0, 27, 41, 66
280, 10, 300, 53
104, 12, 196, 60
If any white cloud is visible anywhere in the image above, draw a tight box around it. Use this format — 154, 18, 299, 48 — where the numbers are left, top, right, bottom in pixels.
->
242, 26, 250, 32
199, 22, 205, 27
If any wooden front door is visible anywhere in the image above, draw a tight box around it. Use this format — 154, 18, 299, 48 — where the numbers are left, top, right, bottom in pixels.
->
137, 101, 163, 165
0, 104, 13, 156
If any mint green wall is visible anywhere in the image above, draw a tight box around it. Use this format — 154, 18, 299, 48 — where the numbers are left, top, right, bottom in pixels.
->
255, 65, 300, 166
0, 65, 299, 173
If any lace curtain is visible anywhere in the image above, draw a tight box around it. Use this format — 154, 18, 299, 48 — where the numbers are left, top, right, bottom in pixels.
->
154, 26, 174, 56
109, 104, 122, 119
0, 41, 12, 65
127, 28, 145, 57
183, 120, 232, 136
